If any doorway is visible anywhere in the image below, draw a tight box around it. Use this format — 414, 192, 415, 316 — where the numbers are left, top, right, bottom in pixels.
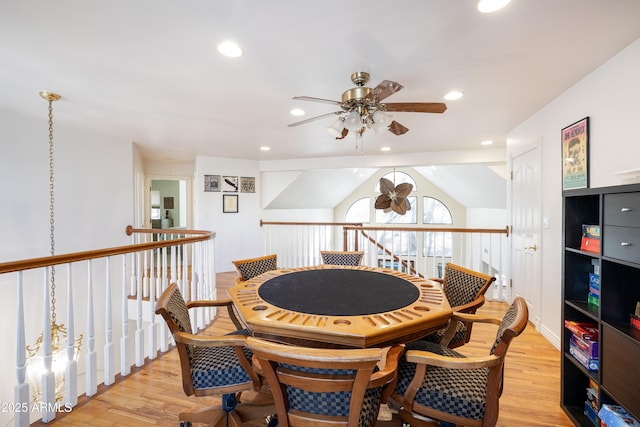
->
145, 176, 192, 229
510, 141, 542, 328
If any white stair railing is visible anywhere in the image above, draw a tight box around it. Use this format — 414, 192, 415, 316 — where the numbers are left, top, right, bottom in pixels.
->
1, 226, 216, 426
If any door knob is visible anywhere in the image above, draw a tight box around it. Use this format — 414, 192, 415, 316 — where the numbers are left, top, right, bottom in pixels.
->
525, 244, 537, 251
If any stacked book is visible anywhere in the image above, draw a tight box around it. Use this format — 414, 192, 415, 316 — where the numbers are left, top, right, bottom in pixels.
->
588, 266, 600, 307
598, 404, 640, 427
565, 320, 599, 371
584, 378, 599, 425
580, 224, 601, 253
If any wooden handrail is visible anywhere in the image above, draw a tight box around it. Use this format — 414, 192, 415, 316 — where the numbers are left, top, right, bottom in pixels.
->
260, 220, 363, 227
343, 225, 509, 236
0, 226, 215, 275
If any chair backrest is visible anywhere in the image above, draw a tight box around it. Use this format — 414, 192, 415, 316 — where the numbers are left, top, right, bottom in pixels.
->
441, 262, 495, 309
490, 296, 529, 357
320, 250, 365, 266
233, 253, 278, 282
247, 337, 402, 427
155, 283, 258, 397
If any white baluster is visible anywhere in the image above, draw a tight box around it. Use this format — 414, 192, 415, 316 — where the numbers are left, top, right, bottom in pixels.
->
15, 272, 29, 427
129, 252, 136, 297
135, 252, 145, 367
120, 255, 131, 376
64, 264, 78, 407
85, 261, 97, 396
143, 248, 149, 299
159, 246, 168, 352
41, 268, 55, 422
104, 258, 115, 385
148, 248, 157, 360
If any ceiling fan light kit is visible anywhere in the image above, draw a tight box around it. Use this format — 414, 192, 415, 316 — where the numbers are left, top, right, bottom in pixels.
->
289, 71, 447, 150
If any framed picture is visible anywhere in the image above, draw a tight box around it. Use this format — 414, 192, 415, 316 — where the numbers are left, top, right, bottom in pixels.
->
240, 176, 255, 193
222, 176, 239, 192
223, 194, 238, 213
204, 175, 220, 192
163, 196, 174, 209
562, 117, 589, 190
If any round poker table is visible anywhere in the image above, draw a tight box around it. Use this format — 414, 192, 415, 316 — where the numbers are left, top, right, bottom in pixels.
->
228, 265, 452, 348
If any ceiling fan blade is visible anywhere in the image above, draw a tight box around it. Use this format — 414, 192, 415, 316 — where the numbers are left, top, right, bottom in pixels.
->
384, 102, 447, 113
367, 80, 404, 102
388, 120, 409, 135
287, 111, 343, 127
293, 96, 342, 106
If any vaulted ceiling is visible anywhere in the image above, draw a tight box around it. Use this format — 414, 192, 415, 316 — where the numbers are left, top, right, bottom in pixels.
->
2, 1, 639, 209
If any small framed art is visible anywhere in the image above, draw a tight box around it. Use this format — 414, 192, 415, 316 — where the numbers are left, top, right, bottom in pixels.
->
561, 116, 589, 191
223, 176, 239, 192
204, 175, 220, 192
240, 176, 255, 193
223, 194, 238, 213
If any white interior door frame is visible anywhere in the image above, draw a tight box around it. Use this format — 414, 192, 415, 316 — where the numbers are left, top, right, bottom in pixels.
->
144, 174, 193, 229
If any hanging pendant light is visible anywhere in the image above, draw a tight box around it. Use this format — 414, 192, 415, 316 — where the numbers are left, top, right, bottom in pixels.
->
26, 91, 83, 406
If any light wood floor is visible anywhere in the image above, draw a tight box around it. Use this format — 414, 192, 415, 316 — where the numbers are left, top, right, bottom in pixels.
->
34, 272, 573, 427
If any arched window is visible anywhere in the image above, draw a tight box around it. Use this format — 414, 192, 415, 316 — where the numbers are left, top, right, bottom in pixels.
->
423, 197, 453, 257
344, 172, 455, 261
345, 197, 370, 223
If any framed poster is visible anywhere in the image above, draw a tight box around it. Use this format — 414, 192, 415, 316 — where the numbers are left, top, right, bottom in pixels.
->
222, 176, 239, 192
204, 175, 220, 192
223, 194, 238, 213
240, 176, 255, 193
562, 117, 589, 190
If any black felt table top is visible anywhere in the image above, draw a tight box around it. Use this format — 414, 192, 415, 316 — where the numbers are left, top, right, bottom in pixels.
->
258, 268, 420, 316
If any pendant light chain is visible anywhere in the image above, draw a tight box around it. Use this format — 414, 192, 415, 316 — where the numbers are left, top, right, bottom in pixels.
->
47, 97, 57, 323
41, 91, 61, 324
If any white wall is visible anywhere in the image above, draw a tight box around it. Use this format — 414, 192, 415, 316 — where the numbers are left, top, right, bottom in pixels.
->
507, 38, 640, 346
194, 156, 261, 272
0, 107, 134, 426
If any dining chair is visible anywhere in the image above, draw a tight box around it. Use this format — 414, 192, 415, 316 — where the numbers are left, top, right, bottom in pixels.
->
320, 250, 365, 266
390, 296, 529, 427
155, 282, 262, 427
233, 253, 278, 283
421, 263, 495, 348
246, 337, 404, 427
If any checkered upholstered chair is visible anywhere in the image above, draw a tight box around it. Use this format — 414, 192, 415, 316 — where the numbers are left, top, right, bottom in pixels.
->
155, 283, 262, 427
247, 337, 403, 427
420, 263, 495, 348
390, 297, 529, 427
233, 253, 278, 284
320, 250, 365, 266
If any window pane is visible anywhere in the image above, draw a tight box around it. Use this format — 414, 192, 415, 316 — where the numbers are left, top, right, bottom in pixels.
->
423, 197, 453, 224
375, 197, 417, 224
423, 232, 453, 257
376, 231, 418, 256
345, 197, 370, 223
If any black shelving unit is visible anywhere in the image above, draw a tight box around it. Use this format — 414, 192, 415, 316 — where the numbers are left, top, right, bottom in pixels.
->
562, 184, 640, 426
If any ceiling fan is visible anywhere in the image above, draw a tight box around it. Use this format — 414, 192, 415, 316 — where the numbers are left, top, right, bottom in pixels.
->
288, 71, 447, 139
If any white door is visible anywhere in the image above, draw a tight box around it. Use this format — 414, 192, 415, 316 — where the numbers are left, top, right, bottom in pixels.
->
510, 142, 542, 327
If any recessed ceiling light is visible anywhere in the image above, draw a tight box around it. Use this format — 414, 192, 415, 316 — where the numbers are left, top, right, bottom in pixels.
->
444, 90, 464, 101
290, 108, 305, 116
380, 146, 391, 152
260, 146, 270, 151
477, 0, 511, 13
217, 41, 243, 58
481, 140, 494, 146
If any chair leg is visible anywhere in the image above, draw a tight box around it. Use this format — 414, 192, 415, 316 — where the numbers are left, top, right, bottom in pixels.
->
179, 406, 226, 426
